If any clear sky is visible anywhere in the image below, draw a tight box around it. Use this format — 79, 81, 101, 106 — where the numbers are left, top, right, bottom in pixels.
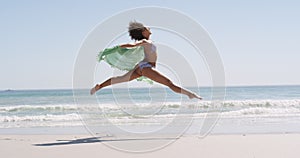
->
1, 0, 300, 90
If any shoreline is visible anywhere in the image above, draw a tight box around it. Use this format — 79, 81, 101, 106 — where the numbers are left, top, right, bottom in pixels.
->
1, 126, 300, 135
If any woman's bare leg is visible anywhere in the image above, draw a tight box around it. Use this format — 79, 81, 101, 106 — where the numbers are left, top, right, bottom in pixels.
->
141, 68, 202, 99
90, 69, 141, 95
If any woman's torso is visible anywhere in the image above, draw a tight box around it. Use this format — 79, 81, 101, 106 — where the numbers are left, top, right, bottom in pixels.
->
141, 40, 157, 63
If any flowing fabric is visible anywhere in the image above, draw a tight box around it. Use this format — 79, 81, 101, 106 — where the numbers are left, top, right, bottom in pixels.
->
97, 46, 153, 84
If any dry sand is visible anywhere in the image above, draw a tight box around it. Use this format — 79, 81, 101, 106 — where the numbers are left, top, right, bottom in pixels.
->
1, 134, 300, 158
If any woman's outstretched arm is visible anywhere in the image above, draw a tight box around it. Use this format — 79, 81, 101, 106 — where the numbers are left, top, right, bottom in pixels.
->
119, 43, 136, 48
119, 39, 147, 48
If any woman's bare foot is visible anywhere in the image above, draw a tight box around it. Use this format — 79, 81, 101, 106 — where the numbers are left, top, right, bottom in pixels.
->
188, 93, 203, 100
90, 84, 101, 95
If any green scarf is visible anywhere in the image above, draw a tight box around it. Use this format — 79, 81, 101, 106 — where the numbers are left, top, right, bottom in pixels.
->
98, 46, 153, 84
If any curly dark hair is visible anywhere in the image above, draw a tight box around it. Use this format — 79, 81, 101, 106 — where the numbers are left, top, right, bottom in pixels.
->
128, 21, 146, 41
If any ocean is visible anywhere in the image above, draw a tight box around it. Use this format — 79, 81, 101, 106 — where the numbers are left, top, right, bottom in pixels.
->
1, 85, 300, 135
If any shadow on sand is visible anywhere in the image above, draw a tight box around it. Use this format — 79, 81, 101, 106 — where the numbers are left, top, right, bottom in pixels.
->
33, 136, 177, 146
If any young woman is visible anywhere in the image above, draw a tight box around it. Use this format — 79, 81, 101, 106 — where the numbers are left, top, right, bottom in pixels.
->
90, 21, 202, 100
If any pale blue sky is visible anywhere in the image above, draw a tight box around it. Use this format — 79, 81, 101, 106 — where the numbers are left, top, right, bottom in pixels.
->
1, 0, 299, 90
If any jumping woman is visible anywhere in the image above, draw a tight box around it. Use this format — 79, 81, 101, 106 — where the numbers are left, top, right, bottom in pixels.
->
90, 21, 202, 100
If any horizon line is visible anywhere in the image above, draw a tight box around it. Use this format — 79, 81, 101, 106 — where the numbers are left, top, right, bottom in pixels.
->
1, 84, 300, 91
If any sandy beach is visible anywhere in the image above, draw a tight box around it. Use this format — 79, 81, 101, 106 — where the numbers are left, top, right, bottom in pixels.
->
1, 133, 299, 158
